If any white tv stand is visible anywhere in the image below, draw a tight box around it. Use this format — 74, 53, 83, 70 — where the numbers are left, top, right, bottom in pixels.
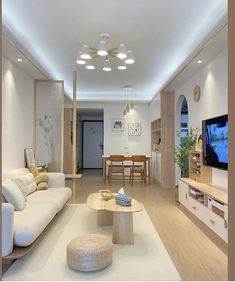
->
178, 178, 228, 242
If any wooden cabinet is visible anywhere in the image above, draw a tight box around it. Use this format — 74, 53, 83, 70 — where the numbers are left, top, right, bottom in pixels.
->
151, 151, 161, 182
178, 178, 228, 242
189, 151, 212, 183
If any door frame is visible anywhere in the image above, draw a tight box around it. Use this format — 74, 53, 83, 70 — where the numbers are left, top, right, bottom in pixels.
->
82, 120, 104, 169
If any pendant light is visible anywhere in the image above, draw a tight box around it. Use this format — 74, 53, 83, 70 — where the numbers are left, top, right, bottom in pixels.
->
117, 44, 127, 59
86, 61, 95, 70
117, 61, 127, 70
125, 50, 135, 64
80, 45, 92, 60
97, 33, 109, 56
76, 52, 86, 65
103, 59, 112, 71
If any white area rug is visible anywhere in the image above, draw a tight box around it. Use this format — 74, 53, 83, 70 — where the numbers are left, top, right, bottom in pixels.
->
3, 204, 181, 281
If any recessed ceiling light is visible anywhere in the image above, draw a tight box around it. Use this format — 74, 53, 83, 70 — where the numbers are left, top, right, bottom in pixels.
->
17, 58, 23, 62
197, 60, 202, 64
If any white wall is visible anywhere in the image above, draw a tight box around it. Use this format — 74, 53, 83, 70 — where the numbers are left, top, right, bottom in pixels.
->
70, 102, 150, 156
175, 48, 228, 188
2, 57, 33, 171
149, 96, 161, 122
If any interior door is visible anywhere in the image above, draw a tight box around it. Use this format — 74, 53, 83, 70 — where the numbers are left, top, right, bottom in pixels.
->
83, 121, 103, 168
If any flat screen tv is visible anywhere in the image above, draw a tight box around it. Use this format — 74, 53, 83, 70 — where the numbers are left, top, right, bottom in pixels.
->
202, 114, 228, 170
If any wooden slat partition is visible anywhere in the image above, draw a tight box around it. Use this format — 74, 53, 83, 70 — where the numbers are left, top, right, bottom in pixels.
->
160, 91, 175, 188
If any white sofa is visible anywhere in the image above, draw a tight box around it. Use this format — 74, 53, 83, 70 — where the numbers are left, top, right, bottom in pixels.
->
2, 168, 72, 257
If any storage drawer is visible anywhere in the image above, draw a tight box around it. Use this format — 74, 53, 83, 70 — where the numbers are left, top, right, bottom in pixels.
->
178, 180, 189, 208
205, 209, 228, 242
187, 197, 208, 222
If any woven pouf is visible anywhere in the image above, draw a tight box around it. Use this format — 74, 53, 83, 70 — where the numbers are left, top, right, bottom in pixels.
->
66, 234, 113, 272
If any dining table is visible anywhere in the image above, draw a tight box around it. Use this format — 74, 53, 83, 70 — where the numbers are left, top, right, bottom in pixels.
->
102, 154, 152, 185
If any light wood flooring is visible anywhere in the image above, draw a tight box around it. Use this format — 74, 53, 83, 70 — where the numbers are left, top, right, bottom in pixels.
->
3, 169, 227, 280
67, 169, 228, 281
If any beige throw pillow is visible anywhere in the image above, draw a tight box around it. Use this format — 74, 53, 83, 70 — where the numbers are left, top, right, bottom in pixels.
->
35, 174, 49, 190
29, 165, 39, 177
2, 179, 26, 211
14, 173, 37, 196
12, 179, 27, 201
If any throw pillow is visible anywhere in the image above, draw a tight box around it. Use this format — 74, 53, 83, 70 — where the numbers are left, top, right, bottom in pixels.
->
12, 179, 27, 201
35, 174, 49, 190
13, 173, 37, 196
29, 165, 39, 177
2, 179, 26, 211
37, 182, 48, 190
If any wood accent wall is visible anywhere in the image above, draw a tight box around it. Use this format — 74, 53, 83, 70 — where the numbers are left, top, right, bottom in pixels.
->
160, 91, 175, 188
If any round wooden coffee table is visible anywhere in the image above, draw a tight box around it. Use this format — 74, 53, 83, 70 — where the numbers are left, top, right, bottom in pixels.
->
104, 199, 143, 244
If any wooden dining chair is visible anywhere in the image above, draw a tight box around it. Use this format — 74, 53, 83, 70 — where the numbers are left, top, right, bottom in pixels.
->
108, 155, 125, 186
129, 155, 147, 186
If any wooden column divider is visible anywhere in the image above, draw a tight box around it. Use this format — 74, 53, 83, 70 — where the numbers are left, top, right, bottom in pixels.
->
160, 91, 175, 189
72, 71, 77, 176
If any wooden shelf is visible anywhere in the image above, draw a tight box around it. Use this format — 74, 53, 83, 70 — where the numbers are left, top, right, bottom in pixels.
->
180, 178, 228, 205
151, 118, 161, 151
189, 150, 212, 183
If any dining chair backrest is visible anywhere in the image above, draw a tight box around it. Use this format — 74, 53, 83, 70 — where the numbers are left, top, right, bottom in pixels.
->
109, 155, 125, 162
131, 155, 147, 168
131, 155, 147, 163
109, 155, 125, 165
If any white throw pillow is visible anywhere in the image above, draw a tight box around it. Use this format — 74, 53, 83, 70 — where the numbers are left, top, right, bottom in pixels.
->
14, 173, 37, 196
12, 179, 27, 201
2, 179, 26, 211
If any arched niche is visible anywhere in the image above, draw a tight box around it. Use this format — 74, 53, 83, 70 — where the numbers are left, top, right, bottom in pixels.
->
175, 95, 189, 182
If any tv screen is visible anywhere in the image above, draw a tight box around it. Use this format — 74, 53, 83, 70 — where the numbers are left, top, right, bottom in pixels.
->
202, 114, 228, 170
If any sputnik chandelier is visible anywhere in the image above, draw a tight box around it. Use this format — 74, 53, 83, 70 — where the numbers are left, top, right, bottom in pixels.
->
76, 33, 135, 71
123, 86, 134, 117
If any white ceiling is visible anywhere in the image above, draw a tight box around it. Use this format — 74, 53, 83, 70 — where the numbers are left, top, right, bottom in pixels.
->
2, 0, 227, 101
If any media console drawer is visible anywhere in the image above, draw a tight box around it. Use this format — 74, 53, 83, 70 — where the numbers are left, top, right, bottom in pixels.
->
178, 178, 228, 242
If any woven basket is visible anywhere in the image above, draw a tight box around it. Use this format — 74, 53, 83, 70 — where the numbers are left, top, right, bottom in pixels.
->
67, 234, 113, 272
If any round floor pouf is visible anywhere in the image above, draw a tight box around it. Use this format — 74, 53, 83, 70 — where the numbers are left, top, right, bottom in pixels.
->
66, 234, 113, 272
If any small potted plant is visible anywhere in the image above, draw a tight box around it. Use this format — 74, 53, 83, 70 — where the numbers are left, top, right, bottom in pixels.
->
175, 127, 197, 177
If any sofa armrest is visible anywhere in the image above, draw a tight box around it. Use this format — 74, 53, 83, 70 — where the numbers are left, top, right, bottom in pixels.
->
45, 172, 65, 188
2, 203, 14, 257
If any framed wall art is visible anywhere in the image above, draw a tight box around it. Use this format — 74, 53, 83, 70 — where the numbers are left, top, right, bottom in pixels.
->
128, 123, 141, 136
112, 118, 124, 131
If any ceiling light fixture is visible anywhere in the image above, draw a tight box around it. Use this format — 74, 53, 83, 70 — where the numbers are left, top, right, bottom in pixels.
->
17, 58, 23, 62
197, 60, 202, 64
76, 33, 135, 72
86, 62, 95, 70
125, 51, 135, 64
103, 58, 112, 71
76, 52, 86, 65
117, 61, 127, 70
80, 45, 92, 60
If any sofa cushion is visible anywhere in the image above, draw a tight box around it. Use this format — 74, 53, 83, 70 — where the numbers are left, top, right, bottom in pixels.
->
14, 201, 58, 247
27, 187, 72, 213
14, 173, 37, 195
2, 180, 26, 211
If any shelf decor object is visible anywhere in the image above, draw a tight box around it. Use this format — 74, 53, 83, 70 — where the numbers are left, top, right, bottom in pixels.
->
76, 33, 135, 71
128, 123, 141, 136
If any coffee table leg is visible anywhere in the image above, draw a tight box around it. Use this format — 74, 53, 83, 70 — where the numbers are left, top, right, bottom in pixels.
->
97, 210, 113, 226
112, 212, 134, 244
